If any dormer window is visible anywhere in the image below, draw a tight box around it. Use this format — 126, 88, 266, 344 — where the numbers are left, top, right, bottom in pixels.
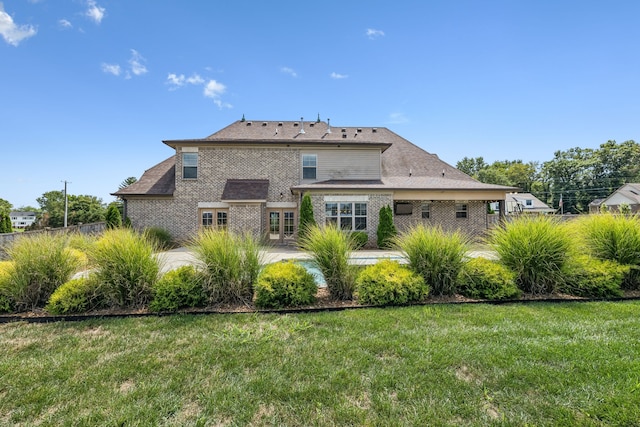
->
302, 154, 317, 180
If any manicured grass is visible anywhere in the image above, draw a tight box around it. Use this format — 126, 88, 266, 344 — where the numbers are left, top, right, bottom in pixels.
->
2, 302, 640, 425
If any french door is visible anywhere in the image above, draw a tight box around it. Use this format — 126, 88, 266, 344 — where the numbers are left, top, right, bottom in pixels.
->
267, 209, 296, 244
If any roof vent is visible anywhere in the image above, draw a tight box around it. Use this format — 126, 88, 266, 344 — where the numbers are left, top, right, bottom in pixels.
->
357, 128, 362, 133
341, 128, 346, 133
262, 122, 267, 126
246, 121, 252, 126
293, 122, 298, 127
309, 123, 315, 127
342, 133, 347, 139
372, 128, 377, 133
278, 122, 283, 126
299, 117, 305, 134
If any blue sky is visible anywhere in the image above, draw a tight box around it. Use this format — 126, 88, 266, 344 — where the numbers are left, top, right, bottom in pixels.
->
2, 1, 640, 208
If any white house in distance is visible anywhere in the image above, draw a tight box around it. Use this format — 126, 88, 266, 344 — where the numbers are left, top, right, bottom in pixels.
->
491, 193, 555, 215
10, 211, 36, 229
589, 183, 640, 214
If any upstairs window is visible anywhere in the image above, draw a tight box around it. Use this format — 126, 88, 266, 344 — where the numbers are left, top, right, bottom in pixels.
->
421, 203, 430, 219
455, 203, 468, 219
183, 152, 198, 179
302, 154, 317, 180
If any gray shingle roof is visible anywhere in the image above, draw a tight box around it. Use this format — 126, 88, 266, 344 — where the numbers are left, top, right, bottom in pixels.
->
221, 179, 269, 201
112, 156, 175, 197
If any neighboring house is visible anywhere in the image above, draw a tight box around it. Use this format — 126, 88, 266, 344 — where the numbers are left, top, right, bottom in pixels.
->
113, 119, 517, 245
491, 193, 556, 215
10, 211, 36, 229
589, 183, 640, 214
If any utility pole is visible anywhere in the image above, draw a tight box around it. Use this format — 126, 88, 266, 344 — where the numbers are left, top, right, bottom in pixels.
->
62, 180, 70, 227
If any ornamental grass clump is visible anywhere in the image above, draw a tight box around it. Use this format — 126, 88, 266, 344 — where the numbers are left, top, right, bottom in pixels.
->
489, 216, 572, 294
574, 213, 640, 290
355, 259, 428, 305
298, 223, 356, 300
254, 261, 317, 309
92, 228, 160, 308
191, 229, 262, 304
392, 225, 469, 296
5, 233, 80, 310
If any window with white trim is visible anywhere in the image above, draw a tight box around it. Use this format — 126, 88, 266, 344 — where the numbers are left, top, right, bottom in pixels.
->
302, 154, 317, 180
325, 202, 367, 231
183, 152, 198, 179
455, 203, 468, 218
421, 203, 430, 219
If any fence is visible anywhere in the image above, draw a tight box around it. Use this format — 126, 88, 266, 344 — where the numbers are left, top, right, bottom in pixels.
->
0, 222, 106, 251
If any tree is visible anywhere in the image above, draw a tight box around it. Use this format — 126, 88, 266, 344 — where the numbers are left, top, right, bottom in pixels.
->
105, 203, 122, 229
456, 157, 487, 179
119, 177, 138, 190
298, 193, 316, 238
377, 205, 396, 249
0, 212, 12, 233
37, 191, 106, 228
0, 198, 12, 215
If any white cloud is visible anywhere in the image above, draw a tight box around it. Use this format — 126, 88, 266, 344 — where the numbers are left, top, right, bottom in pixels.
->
330, 72, 348, 79
387, 112, 409, 124
85, 0, 105, 24
0, 4, 37, 46
166, 73, 204, 89
204, 80, 226, 99
58, 19, 72, 29
128, 49, 148, 76
366, 28, 385, 40
101, 63, 121, 76
280, 67, 297, 77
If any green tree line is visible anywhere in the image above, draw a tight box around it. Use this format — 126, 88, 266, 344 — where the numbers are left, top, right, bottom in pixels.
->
457, 140, 640, 214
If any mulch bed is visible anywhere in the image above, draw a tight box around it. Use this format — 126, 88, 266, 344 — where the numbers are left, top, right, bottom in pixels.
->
2, 289, 640, 324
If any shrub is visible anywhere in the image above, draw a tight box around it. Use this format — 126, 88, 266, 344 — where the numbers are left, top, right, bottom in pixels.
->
149, 265, 205, 312
298, 193, 316, 240
560, 255, 627, 298
298, 223, 356, 300
457, 257, 520, 300
377, 205, 397, 249
351, 231, 369, 250
355, 260, 428, 305
92, 228, 160, 308
105, 203, 122, 229
254, 261, 317, 309
489, 216, 572, 294
144, 227, 174, 251
575, 213, 640, 267
191, 229, 263, 304
46, 275, 105, 315
393, 225, 469, 296
6, 233, 80, 310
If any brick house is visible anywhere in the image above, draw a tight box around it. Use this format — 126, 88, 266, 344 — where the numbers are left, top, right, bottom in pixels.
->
113, 119, 516, 245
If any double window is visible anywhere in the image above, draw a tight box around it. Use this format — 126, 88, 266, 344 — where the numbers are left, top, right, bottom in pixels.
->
325, 202, 367, 231
302, 154, 317, 180
183, 152, 198, 179
201, 209, 228, 229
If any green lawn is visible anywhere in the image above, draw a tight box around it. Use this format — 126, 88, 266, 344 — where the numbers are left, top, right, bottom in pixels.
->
2, 301, 640, 426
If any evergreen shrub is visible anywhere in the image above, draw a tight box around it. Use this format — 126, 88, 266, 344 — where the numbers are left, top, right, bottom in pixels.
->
457, 257, 520, 300
150, 266, 205, 312
355, 260, 428, 305
376, 205, 396, 249
560, 255, 627, 298
254, 261, 317, 309
298, 193, 316, 240
105, 203, 122, 229
46, 275, 105, 315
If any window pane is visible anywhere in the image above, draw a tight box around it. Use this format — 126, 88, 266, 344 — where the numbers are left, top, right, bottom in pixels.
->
303, 167, 316, 179
355, 217, 367, 231
202, 212, 213, 226
421, 203, 430, 219
325, 203, 338, 217
302, 154, 317, 167
217, 212, 227, 229
340, 203, 352, 215
355, 203, 367, 216
326, 217, 338, 226
340, 217, 353, 231
183, 166, 197, 179
183, 153, 198, 166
